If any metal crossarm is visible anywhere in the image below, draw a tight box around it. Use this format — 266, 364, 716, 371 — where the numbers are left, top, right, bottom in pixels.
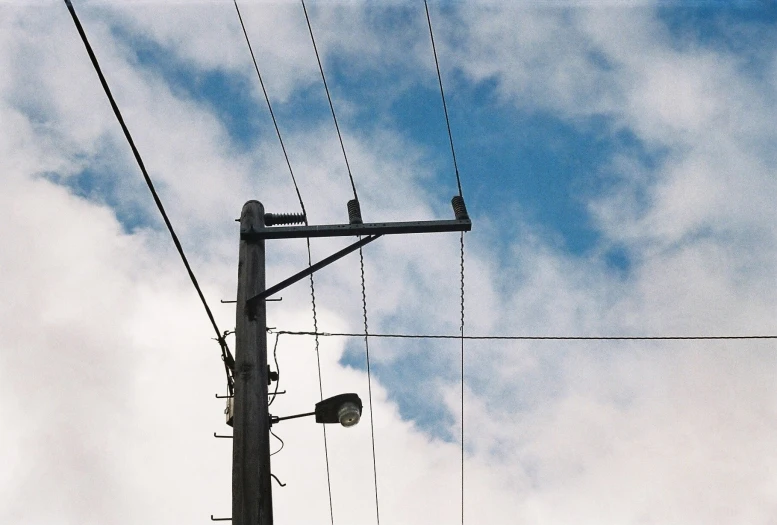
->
241, 218, 471, 241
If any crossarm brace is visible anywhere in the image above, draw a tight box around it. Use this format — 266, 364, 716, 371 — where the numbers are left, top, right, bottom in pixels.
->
246, 235, 380, 313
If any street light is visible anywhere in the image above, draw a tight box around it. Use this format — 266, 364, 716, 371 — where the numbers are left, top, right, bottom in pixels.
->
269, 393, 363, 428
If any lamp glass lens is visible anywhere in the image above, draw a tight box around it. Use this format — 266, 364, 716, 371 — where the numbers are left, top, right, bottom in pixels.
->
338, 402, 361, 427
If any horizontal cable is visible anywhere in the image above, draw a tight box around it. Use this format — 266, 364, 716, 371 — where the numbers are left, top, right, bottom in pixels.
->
271, 330, 777, 341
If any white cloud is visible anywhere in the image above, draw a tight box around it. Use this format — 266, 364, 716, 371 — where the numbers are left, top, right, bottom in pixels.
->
1, 2, 776, 524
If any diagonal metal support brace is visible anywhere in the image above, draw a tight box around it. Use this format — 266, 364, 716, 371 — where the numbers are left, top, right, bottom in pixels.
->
246, 235, 380, 314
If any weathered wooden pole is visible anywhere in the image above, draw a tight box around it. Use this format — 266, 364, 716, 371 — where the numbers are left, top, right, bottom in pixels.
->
233, 200, 273, 525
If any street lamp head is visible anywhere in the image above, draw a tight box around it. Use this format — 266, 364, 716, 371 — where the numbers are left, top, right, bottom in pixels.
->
315, 393, 363, 428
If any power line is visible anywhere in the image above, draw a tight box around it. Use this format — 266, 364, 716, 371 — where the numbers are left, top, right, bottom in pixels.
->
271, 330, 777, 341
62, 0, 234, 393
458, 233, 465, 525
233, 0, 307, 219
300, 0, 359, 201
424, 4, 466, 521
424, 0, 463, 198
307, 246, 334, 525
232, 2, 334, 521
300, 2, 380, 522
360, 246, 381, 525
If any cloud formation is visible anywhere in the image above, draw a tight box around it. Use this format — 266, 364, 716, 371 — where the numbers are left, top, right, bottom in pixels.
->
1, 2, 775, 524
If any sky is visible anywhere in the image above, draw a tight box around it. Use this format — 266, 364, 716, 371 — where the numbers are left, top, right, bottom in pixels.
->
1, 1, 776, 524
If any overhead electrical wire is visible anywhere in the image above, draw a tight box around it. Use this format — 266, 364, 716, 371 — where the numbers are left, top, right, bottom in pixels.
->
457, 232, 465, 524
359, 244, 381, 525
233, 0, 306, 217
301, 0, 359, 202
232, 1, 335, 521
300, 1, 380, 523
424, 0, 463, 199
62, 0, 235, 394
424, 2, 466, 522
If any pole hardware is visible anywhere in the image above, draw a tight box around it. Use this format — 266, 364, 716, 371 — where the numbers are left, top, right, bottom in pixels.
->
263, 212, 306, 226
451, 195, 469, 221
347, 198, 363, 224
211, 516, 231, 521
241, 218, 470, 241
217, 392, 283, 399
222, 298, 282, 303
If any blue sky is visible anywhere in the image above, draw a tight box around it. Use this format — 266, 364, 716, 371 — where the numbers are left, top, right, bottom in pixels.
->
1, 2, 777, 524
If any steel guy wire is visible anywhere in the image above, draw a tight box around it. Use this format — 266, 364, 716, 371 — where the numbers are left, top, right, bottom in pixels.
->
233, 1, 334, 519
62, 0, 234, 394
300, 0, 359, 201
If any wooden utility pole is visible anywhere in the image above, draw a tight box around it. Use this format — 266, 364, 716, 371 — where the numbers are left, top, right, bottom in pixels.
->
228, 197, 470, 524
233, 200, 273, 525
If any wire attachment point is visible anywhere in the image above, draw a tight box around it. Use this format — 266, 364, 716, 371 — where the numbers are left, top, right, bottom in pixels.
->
347, 199, 363, 224
264, 212, 306, 226
452, 196, 469, 221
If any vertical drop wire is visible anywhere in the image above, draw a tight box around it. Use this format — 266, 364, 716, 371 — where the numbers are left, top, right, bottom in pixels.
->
300, 2, 370, 519
309, 239, 334, 525
360, 245, 381, 524
459, 232, 465, 525
425, 3, 467, 520
233, 0, 334, 518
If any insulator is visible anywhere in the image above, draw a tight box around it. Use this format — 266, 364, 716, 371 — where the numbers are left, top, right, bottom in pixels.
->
264, 212, 306, 226
347, 199, 363, 225
451, 195, 470, 221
